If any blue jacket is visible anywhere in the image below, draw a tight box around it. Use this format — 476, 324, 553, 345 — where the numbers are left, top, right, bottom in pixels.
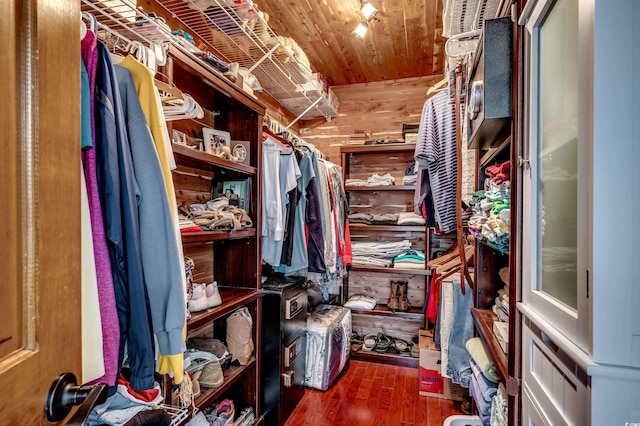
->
94, 43, 155, 391
115, 65, 186, 358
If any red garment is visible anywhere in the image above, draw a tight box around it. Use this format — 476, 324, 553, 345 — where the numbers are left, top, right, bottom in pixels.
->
343, 218, 352, 265
117, 375, 159, 402
426, 272, 440, 323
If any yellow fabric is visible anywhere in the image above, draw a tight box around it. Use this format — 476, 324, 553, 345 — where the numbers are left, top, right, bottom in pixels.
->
120, 55, 187, 384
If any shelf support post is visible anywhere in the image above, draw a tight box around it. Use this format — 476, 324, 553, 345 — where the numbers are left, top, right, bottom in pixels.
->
285, 96, 323, 130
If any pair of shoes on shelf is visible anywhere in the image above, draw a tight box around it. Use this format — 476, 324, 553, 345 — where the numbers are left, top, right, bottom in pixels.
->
189, 281, 222, 312
363, 334, 377, 351
376, 333, 392, 353
205, 399, 235, 426
189, 282, 222, 312
226, 307, 254, 365
393, 338, 412, 356
351, 333, 363, 352
186, 351, 225, 388
388, 281, 411, 312
187, 337, 231, 370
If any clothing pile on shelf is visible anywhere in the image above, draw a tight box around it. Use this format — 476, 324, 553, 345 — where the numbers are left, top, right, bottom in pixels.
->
466, 337, 506, 426
402, 163, 419, 186
348, 211, 425, 226
393, 250, 426, 269
468, 161, 511, 254
351, 240, 412, 267
261, 132, 352, 299
81, 28, 187, 409
345, 172, 395, 187
178, 197, 253, 232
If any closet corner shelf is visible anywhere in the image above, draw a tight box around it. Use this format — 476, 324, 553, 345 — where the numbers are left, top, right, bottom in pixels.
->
479, 136, 511, 167
187, 288, 263, 330
345, 185, 416, 192
193, 357, 256, 411
340, 143, 416, 154
172, 143, 257, 175
351, 349, 419, 368
348, 265, 432, 276
181, 228, 256, 243
168, 45, 266, 115
349, 305, 425, 320
348, 224, 426, 232
477, 238, 510, 255
471, 308, 509, 383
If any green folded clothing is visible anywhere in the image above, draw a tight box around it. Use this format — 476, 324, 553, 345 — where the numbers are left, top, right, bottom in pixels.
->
465, 337, 500, 383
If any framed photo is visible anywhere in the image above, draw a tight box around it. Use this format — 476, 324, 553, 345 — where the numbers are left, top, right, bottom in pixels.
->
202, 128, 231, 155
213, 179, 251, 212
231, 140, 251, 165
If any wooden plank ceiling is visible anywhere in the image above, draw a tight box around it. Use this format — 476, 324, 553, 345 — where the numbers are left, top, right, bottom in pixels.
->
257, 0, 446, 86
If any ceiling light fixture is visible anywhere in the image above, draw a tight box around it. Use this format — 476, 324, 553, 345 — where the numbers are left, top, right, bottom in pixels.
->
353, 1, 379, 38
361, 2, 378, 20
353, 22, 368, 38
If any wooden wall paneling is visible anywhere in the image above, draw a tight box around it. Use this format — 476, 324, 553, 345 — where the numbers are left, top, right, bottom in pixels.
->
172, 165, 214, 206
346, 149, 415, 180
299, 75, 442, 163
348, 272, 426, 306
185, 242, 215, 284
213, 239, 258, 289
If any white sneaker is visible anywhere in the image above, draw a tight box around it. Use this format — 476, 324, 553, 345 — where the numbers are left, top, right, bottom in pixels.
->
205, 281, 222, 308
189, 284, 208, 312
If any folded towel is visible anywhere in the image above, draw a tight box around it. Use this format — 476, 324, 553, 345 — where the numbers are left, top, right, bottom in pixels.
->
470, 374, 492, 416
466, 337, 500, 383
470, 358, 498, 402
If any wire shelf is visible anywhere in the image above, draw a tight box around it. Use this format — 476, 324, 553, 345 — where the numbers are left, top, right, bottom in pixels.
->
81, 0, 338, 121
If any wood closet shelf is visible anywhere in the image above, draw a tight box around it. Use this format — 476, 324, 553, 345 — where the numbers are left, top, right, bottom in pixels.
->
348, 224, 426, 232
192, 357, 257, 412
348, 305, 425, 320
471, 308, 509, 383
172, 143, 257, 175
351, 350, 419, 368
479, 136, 511, 167
348, 265, 431, 276
344, 185, 416, 191
187, 288, 264, 330
181, 229, 256, 243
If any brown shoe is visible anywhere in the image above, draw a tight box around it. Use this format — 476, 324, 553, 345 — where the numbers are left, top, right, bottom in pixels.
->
397, 281, 411, 312
388, 281, 400, 312
199, 361, 224, 388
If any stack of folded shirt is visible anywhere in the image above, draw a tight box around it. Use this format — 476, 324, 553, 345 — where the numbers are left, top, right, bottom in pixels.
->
370, 213, 398, 225
348, 212, 373, 224
468, 178, 511, 254
402, 163, 418, 186
351, 240, 412, 267
393, 250, 425, 269
345, 178, 368, 187
365, 172, 395, 186
179, 197, 253, 232
493, 288, 509, 322
397, 212, 425, 225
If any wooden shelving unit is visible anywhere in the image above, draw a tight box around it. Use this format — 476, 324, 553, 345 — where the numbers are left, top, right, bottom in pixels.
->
471, 308, 509, 383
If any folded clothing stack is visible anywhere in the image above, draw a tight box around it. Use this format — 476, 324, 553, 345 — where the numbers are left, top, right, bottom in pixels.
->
393, 250, 425, 269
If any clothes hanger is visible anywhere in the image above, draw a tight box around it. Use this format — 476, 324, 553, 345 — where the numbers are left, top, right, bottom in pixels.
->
155, 79, 184, 101
262, 128, 291, 151
427, 77, 448, 96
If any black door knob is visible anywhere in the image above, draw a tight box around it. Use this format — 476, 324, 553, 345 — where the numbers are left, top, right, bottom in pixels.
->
45, 372, 108, 424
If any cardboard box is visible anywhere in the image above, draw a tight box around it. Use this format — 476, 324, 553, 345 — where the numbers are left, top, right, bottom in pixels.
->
419, 330, 443, 397
493, 321, 509, 354
419, 330, 467, 401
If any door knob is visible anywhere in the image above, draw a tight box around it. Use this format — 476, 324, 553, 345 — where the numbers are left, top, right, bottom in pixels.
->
45, 372, 108, 424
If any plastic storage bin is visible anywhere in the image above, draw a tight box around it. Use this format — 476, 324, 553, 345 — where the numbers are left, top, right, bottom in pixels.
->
443, 415, 482, 426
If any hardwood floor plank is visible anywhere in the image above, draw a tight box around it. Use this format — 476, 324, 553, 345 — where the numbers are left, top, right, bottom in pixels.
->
285, 360, 463, 426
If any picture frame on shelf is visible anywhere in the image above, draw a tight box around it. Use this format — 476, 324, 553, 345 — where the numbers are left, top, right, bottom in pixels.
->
202, 128, 231, 155
213, 179, 251, 212
231, 140, 251, 165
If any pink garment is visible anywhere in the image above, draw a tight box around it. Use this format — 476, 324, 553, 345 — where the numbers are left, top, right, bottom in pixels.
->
82, 32, 120, 387
485, 161, 510, 184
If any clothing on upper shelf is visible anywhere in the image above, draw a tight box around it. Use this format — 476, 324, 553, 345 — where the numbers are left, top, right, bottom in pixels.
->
468, 175, 511, 254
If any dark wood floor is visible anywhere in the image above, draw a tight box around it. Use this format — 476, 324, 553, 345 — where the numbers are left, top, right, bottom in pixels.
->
284, 360, 463, 426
